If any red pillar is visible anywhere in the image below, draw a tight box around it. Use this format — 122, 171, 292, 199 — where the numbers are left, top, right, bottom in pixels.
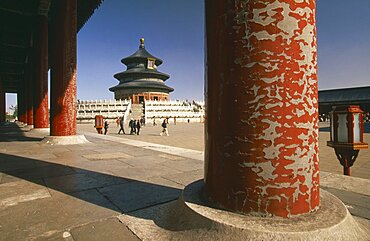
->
17, 91, 20, 121
50, 0, 77, 136
205, 0, 319, 217
17, 89, 23, 123
33, 3, 49, 129
18, 86, 27, 123
26, 61, 34, 126
0, 82, 5, 123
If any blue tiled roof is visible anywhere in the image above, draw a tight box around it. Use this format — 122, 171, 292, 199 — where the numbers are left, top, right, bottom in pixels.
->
319, 86, 370, 104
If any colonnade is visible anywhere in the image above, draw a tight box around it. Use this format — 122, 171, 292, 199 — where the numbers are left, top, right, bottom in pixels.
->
6, 0, 77, 136
1, 0, 320, 218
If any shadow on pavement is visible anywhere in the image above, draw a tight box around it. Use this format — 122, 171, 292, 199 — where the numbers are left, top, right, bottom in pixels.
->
0, 152, 182, 217
0, 122, 42, 142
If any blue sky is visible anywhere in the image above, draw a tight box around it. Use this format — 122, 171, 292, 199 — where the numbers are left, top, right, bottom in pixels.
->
76, 0, 204, 102
6, 0, 370, 111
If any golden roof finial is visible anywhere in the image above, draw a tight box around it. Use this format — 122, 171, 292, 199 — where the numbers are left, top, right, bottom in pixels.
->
140, 38, 145, 48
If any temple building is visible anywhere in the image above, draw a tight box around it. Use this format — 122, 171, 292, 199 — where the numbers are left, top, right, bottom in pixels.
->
109, 38, 174, 104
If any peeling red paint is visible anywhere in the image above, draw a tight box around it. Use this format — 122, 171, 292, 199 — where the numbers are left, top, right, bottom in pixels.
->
18, 87, 27, 123
50, 0, 77, 136
0, 83, 5, 123
26, 65, 34, 126
205, 0, 319, 217
33, 14, 49, 128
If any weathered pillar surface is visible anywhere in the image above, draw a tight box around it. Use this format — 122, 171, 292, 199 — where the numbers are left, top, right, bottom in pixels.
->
33, 1, 49, 129
0, 82, 5, 122
18, 88, 24, 123
26, 62, 34, 126
19, 86, 27, 123
16, 91, 20, 121
205, 0, 319, 217
50, 0, 77, 136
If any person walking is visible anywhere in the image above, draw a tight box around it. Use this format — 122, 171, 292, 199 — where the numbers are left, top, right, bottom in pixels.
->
160, 119, 169, 136
104, 121, 109, 135
115, 117, 120, 127
118, 117, 125, 134
136, 120, 141, 135
132, 119, 137, 134
129, 119, 135, 135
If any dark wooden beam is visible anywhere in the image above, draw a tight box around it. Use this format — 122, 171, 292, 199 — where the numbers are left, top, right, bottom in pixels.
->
0, 42, 29, 49
0, 7, 33, 16
0, 60, 25, 65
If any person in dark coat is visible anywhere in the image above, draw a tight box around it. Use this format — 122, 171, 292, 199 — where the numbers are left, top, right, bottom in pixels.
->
104, 121, 109, 135
129, 119, 135, 135
136, 120, 141, 135
118, 117, 125, 134
160, 119, 169, 136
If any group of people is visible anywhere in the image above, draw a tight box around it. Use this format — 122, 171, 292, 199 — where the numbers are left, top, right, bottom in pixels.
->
128, 119, 141, 135
99, 116, 169, 136
115, 116, 143, 135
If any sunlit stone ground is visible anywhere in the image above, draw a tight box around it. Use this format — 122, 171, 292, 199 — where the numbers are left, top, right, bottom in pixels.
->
78, 122, 370, 180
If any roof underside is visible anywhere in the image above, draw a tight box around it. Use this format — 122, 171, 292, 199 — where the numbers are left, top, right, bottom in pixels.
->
109, 79, 174, 93
319, 86, 370, 105
114, 68, 170, 81
121, 48, 163, 66
0, 0, 103, 93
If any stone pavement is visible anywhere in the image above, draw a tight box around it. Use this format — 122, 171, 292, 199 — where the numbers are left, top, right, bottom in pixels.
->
79, 122, 370, 179
0, 122, 369, 240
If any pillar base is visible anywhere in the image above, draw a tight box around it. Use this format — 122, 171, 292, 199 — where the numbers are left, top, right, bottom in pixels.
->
30, 128, 50, 134
41, 135, 90, 145
118, 179, 370, 241
177, 180, 370, 240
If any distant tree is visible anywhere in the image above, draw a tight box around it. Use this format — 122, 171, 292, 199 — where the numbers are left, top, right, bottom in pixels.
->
9, 105, 17, 118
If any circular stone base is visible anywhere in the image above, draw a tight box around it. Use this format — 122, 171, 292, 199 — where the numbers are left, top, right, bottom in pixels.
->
41, 135, 90, 145
178, 180, 370, 241
30, 128, 49, 134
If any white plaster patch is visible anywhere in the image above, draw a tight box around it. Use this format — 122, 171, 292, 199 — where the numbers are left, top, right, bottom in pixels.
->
265, 102, 283, 110
294, 108, 305, 117
253, 30, 277, 41
251, 84, 261, 97
257, 119, 283, 160
245, 62, 257, 68
239, 161, 278, 180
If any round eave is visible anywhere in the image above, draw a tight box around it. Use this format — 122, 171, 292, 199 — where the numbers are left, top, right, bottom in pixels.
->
121, 48, 163, 66
109, 81, 174, 93
114, 69, 170, 81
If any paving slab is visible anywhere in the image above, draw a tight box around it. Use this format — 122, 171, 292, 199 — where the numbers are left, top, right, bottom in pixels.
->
321, 187, 370, 220
321, 172, 370, 196
3, 165, 76, 181
70, 218, 140, 241
82, 152, 133, 160
109, 164, 183, 181
0, 179, 50, 209
162, 169, 204, 186
98, 179, 181, 213
161, 158, 203, 172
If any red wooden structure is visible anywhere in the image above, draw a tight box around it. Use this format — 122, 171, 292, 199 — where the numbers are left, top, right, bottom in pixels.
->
327, 105, 368, 175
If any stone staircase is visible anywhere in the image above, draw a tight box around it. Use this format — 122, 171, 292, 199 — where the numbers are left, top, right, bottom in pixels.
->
129, 103, 144, 120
